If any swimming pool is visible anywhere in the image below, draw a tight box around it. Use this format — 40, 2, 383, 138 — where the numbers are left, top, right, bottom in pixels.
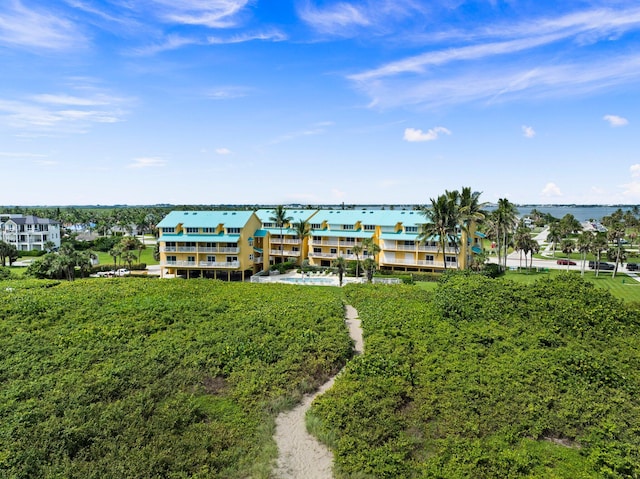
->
277, 276, 338, 285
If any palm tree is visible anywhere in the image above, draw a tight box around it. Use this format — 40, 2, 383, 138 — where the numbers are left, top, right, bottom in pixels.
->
526, 237, 540, 270
546, 223, 562, 258
576, 231, 593, 277
270, 206, 292, 265
362, 237, 380, 268
492, 198, 518, 271
591, 233, 607, 277
560, 238, 574, 271
513, 221, 532, 269
293, 219, 311, 265
458, 187, 486, 268
352, 244, 362, 278
418, 193, 458, 270
333, 256, 347, 286
362, 257, 377, 282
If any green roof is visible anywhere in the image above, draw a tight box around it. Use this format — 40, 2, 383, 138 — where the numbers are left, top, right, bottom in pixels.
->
157, 210, 255, 229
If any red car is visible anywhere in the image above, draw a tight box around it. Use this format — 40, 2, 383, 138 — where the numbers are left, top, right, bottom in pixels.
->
556, 259, 577, 265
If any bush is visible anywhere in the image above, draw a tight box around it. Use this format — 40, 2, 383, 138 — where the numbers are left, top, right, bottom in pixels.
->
270, 261, 297, 274
92, 236, 121, 252
18, 250, 46, 257
481, 262, 503, 278
0, 267, 12, 279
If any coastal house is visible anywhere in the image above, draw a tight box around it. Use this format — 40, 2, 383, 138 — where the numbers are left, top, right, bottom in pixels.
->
0, 214, 61, 251
157, 211, 262, 280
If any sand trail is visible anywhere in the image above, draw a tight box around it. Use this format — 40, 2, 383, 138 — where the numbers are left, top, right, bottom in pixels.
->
273, 305, 363, 478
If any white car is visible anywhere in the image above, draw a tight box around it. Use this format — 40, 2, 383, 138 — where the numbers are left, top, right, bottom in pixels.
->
115, 268, 130, 276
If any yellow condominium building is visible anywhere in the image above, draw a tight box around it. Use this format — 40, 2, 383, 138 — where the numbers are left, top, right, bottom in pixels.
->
307, 210, 378, 267
254, 209, 318, 265
157, 210, 262, 280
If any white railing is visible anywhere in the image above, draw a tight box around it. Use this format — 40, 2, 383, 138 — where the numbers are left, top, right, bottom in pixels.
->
309, 240, 339, 246
198, 261, 240, 268
162, 246, 177, 252
271, 238, 300, 245
217, 247, 239, 253
163, 260, 197, 267
309, 252, 338, 258
177, 247, 197, 253
270, 249, 301, 257
254, 256, 263, 263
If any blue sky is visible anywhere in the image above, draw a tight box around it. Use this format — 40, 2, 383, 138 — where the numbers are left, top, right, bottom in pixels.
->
1, 0, 640, 206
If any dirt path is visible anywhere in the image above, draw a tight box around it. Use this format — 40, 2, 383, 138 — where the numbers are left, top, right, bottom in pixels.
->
273, 305, 363, 479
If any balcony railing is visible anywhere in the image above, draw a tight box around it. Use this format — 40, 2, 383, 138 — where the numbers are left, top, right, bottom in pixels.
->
309, 251, 338, 258
270, 250, 301, 257
177, 247, 197, 253
198, 261, 240, 268
162, 246, 239, 254
270, 238, 301, 245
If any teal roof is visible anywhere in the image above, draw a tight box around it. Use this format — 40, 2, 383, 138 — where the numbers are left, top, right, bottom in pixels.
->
475, 231, 487, 238
313, 209, 428, 227
253, 229, 268, 237
263, 227, 298, 236
311, 229, 374, 239
157, 210, 255, 229
160, 233, 240, 243
380, 232, 420, 241
254, 209, 318, 224
472, 245, 483, 254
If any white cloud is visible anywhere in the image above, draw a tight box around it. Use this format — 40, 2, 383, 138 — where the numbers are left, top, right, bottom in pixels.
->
603, 114, 629, 127
149, 0, 250, 28
403, 126, 451, 142
126, 157, 167, 169
522, 125, 536, 138
205, 86, 251, 100
216, 148, 231, 155
347, 5, 640, 108
0, 1, 86, 51
630, 164, 640, 177
207, 30, 287, 44
0, 84, 129, 135
298, 2, 371, 35
541, 182, 563, 197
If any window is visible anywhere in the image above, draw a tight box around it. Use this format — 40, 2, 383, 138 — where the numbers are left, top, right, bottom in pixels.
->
226, 256, 238, 263
227, 227, 241, 234
445, 256, 457, 264
313, 236, 322, 242
249, 254, 254, 260
167, 255, 176, 262
311, 223, 321, 229
248, 238, 253, 246
405, 226, 418, 233
207, 255, 216, 262
342, 224, 354, 230
425, 255, 434, 262
314, 247, 321, 253
330, 248, 337, 254
186, 227, 199, 233
187, 256, 195, 262
404, 240, 415, 246
161, 227, 175, 233
203, 227, 216, 233
263, 222, 275, 228
185, 242, 196, 247
364, 224, 375, 231
344, 237, 355, 243
292, 247, 299, 252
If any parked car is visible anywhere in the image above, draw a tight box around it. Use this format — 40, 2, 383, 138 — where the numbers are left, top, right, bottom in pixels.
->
589, 261, 615, 270
556, 259, 577, 265
627, 263, 638, 271
115, 268, 130, 276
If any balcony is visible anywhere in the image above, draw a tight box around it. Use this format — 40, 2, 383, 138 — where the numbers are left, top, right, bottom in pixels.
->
163, 260, 197, 267
309, 251, 338, 259
270, 250, 301, 257
198, 261, 240, 268
162, 246, 177, 252
177, 247, 197, 253
271, 238, 301, 245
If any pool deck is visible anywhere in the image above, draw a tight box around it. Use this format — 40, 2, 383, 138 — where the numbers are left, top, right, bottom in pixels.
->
252, 270, 364, 286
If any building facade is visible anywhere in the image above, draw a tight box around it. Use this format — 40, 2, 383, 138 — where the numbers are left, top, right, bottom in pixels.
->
0, 214, 61, 251
156, 208, 484, 279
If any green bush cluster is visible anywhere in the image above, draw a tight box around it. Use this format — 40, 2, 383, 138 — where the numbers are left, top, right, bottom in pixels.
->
0, 280, 351, 478
310, 274, 640, 478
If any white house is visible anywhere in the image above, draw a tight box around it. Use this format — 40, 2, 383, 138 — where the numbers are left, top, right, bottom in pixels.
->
0, 214, 61, 251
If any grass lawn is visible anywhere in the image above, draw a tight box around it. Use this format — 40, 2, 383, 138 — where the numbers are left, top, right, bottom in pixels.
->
505, 268, 640, 302
95, 247, 158, 266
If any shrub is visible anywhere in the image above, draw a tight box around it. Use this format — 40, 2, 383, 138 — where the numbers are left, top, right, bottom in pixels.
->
0, 267, 12, 279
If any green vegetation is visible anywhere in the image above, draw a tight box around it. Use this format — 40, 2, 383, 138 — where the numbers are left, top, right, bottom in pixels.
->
0, 280, 351, 478
311, 274, 640, 478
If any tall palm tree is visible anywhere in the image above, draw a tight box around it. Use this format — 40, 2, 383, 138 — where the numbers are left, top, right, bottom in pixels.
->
270, 206, 292, 265
526, 237, 540, 270
352, 244, 362, 278
560, 238, 574, 271
293, 219, 311, 265
458, 187, 486, 269
591, 233, 607, 277
513, 220, 532, 269
419, 193, 458, 270
333, 256, 347, 286
546, 223, 562, 258
576, 231, 593, 277
492, 198, 518, 271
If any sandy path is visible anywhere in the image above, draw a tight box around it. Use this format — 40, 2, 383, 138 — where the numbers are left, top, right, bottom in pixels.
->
273, 305, 363, 479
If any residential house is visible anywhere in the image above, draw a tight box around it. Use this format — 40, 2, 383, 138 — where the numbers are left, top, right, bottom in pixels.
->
0, 214, 61, 251
254, 209, 318, 265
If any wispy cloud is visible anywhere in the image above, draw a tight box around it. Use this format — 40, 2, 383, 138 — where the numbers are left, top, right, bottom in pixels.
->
269, 121, 333, 144
149, 0, 250, 28
348, 5, 640, 108
522, 125, 536, 138
603, 114, 628, 127
0, 0, 86, 51
207, 30, 287, 44
541, 182, 563, 197
216, 148, 231, 155
298, 0, 426, 37
403, 126, 451, 142
622, 164, 640, 199
126, 157, 167, 169
205, 86, 252, 100
0, 83, 130, 135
